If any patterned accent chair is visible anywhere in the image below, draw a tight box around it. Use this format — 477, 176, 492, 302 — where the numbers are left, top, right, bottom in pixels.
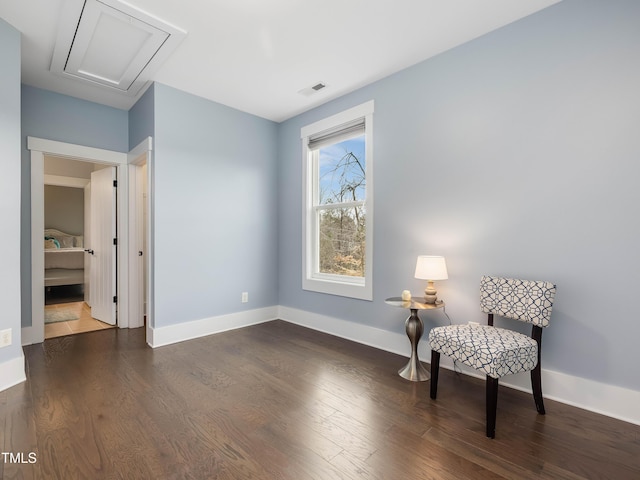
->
428, 276, 556, 438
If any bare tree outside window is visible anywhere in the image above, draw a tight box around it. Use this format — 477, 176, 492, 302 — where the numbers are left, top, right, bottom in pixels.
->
317, 135, 366, 277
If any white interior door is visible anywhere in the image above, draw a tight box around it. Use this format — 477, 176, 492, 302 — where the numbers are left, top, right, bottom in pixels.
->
127, 139, 152, 331
142, 163, 148, 318
90, 166, 117, 325
135, 163, 147, 323
83, 182, 92, 306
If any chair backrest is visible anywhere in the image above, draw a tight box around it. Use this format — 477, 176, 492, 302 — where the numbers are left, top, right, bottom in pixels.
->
480, 276, 556, 328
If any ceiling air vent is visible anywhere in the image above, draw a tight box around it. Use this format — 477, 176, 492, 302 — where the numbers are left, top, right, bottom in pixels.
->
50, 0, 186, 96
298, 81, 328, 97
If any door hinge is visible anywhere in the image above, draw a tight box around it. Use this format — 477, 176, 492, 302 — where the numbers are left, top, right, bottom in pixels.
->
113, 180, 118, 187
113, 296, 117, 303
113, 238, 117, 246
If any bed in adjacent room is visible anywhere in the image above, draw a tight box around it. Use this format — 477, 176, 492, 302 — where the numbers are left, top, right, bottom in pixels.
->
44, 228, 85, 287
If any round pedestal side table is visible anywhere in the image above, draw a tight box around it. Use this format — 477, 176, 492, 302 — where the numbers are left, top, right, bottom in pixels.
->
385, 297, 445, 382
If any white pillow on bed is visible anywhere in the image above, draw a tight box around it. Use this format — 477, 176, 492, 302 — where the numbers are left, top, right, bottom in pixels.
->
59, 236, 75, 248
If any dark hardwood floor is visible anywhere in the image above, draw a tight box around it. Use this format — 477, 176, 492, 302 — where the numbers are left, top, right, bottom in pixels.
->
2, 320, 639, 479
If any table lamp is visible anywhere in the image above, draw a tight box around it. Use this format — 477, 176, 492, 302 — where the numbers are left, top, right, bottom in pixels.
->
414, 255, 448, 304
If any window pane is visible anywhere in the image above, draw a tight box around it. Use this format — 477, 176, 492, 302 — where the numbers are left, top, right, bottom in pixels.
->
318, 205, 365, 277
318, 134, 365, 205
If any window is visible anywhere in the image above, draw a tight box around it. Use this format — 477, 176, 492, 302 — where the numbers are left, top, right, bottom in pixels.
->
301, 101, 374, 300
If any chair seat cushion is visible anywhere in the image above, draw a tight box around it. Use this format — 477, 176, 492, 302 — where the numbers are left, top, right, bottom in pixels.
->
429, 324, 538, 379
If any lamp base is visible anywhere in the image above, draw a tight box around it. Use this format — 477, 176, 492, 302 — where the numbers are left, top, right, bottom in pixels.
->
424, 280, 437, 304
423, 294, 437, 304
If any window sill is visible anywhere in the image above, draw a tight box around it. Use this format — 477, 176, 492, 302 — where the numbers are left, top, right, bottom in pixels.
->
302, 276, 372, 301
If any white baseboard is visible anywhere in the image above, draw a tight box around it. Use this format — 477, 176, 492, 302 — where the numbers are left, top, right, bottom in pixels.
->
148, 306, 279, 348
21, 326, 42, 346
278, 306, 640, 426
0, 353, 26, 392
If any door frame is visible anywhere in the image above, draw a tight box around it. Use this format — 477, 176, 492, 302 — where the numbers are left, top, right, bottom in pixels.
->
25, 136, 152, 344
127, 138, 153, 333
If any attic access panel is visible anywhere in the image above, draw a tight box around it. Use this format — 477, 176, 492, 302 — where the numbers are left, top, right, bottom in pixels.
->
51, 0, 186, 95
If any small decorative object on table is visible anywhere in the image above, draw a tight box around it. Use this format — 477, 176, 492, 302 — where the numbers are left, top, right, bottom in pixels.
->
401, 290, 411, 301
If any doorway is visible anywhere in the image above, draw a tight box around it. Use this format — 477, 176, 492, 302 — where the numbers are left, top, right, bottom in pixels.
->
26, 137, 152, 345
42, 156, 117, 339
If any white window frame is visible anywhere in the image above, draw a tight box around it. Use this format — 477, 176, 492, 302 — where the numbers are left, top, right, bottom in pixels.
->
301, 100, 374, 300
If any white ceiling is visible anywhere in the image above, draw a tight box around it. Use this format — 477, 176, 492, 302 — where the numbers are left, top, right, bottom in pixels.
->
0, 0, 560, 122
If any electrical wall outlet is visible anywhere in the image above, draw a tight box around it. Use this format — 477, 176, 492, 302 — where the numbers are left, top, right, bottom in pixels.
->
0, 328, 11, 348
241, 292, 248, 303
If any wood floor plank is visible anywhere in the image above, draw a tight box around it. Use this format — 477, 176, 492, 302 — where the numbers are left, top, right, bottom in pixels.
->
422, 424, 584, 480
2, 321, 639, 479
251, 420, 350, 480
2, 404, 41, 480
366, 423, 505, 480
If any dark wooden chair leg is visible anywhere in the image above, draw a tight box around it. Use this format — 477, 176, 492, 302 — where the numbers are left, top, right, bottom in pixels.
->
531, 325, 546, 415
486, 376, 499, 438
531, 363, 545, 414
430, 350, 440, 399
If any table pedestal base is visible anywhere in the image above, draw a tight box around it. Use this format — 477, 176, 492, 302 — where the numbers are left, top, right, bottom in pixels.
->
399, 308, 430, 382
398, 358, 430, 381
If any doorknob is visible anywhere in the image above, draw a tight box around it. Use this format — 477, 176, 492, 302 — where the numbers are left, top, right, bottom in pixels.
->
138, 251, 143, 256
85, 249, 94, 255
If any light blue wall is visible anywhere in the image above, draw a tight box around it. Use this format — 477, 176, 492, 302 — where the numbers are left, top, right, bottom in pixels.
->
21, 85, 129, 151
278, 0, 640, 391
129, 83, 154, 150
20, 85, 129, 327
0, 19, 22, 365
152, 83, 279, 328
